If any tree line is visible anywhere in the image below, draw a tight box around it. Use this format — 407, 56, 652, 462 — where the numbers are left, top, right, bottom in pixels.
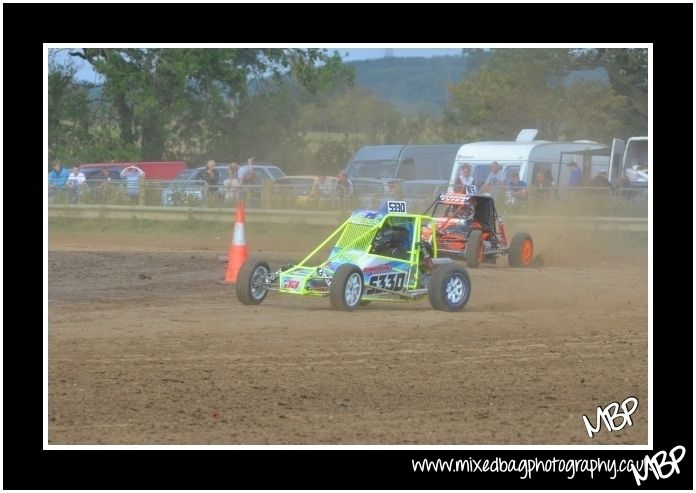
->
48, 48, 647, 175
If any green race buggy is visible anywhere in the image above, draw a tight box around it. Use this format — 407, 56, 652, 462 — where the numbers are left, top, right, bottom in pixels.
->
236, 201, 472, 311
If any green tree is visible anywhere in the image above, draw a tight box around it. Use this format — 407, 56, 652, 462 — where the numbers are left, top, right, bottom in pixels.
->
388, 114, 445, 144
555, 81, 630, 140
445, 49, 562, 140
568, 48, 647, 134
300, 87, 401, 140
48, 50, 93, 164
69, 48, 352, 160
217, 87, 307, 171
444, 48, 638, 142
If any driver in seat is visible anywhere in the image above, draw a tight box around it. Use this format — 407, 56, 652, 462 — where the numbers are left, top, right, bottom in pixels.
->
371, 221, 412, 260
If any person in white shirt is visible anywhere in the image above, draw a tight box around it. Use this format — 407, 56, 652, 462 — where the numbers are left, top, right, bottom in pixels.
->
65, 166, 86, 202
482, 161, 506, 193
66, 166, 86, 187
223, 162, 240, 203
454, 163, 475, 193
315, 175, 335, 196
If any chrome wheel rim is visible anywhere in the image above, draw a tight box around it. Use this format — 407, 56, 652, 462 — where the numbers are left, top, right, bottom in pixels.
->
445, 274, 466, 305
251, 266, 269, 300
344, 273, 362, 306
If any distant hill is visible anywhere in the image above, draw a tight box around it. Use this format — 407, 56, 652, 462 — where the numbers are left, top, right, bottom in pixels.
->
348, 55, 471, 117
80, 55, 608, 118
348, 55, 608, 117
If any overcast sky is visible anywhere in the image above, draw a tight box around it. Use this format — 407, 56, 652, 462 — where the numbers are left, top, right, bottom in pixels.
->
340, 48, 463, 60
67, 48, 464, 82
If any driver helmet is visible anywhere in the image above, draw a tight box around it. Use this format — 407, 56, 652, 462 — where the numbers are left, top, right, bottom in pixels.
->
445, 199, 475, 221
372, 224, 409, 256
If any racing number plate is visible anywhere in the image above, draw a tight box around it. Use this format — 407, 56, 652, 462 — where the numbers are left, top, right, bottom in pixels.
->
387, 201, 407, 213
365, 272, 406, 295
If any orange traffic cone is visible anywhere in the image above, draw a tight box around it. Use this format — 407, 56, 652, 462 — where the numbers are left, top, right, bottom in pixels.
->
221, 201, 248, 284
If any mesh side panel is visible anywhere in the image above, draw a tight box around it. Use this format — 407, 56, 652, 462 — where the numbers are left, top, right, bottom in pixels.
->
335, 223, 378, 252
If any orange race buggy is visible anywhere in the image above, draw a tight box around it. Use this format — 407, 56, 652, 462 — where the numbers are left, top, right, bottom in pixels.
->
423, 192, 534, 268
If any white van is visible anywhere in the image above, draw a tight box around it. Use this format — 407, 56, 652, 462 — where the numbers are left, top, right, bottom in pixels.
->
448, 129, 611, 191
608, 136, 648, 188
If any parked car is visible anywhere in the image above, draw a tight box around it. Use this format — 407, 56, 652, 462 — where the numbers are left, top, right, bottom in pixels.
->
81, 168, 123, 194
79, 161, 187, 180
160, 163, 285, 206
82, 168, 123, 182
243, 163, 285, 183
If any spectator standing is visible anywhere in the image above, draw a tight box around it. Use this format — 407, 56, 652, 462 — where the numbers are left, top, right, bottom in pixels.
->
336, 169, 354, 198
567, 161, 582, 187
65, 166, 86, 187
200, 160, 219, 194
223, 162, 240, 204
506, 171, 528, 203
453, 163, 475, 193
531, 169, 554, 199
65, 166, 86, 202
237, 157, 255, 184
481, 161, 506, 194
311, 175, 334, 208
48, 161, 70, 196
120, 165, 146, 203
315, 175, 334, 196
237, 157, 257, 203
95, 168, 114, 202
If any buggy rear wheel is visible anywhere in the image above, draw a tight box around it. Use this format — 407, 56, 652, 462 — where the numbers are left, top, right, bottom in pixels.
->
428, 264, 471, 311
329, 264, 363, 311
236, 259, 270, 305
466, 229, 483, 268
508, 232, 534, 267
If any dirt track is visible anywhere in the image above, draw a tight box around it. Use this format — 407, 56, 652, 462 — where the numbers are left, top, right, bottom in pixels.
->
48, 228, 648, 444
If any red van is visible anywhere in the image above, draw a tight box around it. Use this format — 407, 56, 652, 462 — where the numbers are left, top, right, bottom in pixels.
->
79, 161, 188, 180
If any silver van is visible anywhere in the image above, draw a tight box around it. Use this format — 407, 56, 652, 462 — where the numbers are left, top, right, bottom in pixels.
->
346, 144, 461, 181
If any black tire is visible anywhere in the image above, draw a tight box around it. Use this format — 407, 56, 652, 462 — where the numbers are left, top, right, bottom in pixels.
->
329, 264, 363, 311
236, 259, 270, 305
508, 232, 534, 268
466, 229, 483, 268
428, 264, 472, 311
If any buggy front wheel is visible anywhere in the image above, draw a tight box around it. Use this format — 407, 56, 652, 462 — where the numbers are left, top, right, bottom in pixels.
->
236, 259, 270, 305
329, 264, 364, 311
428, 264, 471, 311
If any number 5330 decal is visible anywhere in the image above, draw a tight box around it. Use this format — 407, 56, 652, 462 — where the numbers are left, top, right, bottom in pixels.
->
387, 201, 406, 213
365, 272, 406, 295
